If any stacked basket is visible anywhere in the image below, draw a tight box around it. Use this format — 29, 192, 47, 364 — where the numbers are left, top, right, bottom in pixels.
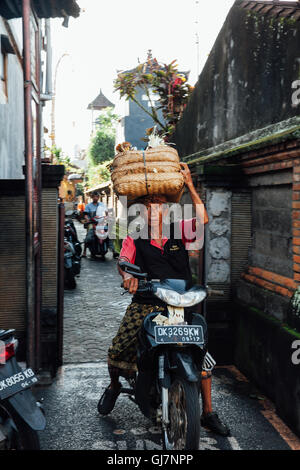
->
111, 145, 184, 202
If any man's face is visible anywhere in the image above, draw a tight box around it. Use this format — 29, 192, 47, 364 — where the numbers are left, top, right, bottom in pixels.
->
92, 195, 99, 204
146, 203, 169, 231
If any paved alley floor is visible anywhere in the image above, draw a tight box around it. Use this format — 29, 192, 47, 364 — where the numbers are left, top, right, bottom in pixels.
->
35, 221, 300, 451
62, 222, 131, 364
36, 363, 299, 451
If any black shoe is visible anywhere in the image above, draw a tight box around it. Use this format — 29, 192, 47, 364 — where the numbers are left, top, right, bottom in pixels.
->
201, 412, 230, 436
97, 384, 121, 415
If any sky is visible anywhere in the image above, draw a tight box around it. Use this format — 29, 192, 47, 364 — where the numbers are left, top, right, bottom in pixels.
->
45, 0, 236, 158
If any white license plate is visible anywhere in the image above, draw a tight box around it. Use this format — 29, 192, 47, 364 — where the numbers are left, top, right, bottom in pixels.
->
154, 325, 204, 345
0, 369, 38, 400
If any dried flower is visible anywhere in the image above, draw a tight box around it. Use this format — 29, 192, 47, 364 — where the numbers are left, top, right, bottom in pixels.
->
116, 142, 132, 153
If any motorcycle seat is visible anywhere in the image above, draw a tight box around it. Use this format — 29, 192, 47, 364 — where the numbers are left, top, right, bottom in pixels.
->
0, 329, 15, 340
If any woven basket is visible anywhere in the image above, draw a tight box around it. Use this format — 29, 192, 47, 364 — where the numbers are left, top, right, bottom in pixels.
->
111, 161, 180, 182
112, 145, 180, 168
113, 172, 184, 200
111, 146, 184, 202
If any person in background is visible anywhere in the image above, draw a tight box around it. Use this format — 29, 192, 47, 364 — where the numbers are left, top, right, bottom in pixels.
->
77, 196, 85, 214
82, 191, 107, 258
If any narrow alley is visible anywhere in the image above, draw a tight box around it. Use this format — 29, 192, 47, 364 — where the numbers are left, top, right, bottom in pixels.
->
1, 0, 300, 455
35, 223, 300, 451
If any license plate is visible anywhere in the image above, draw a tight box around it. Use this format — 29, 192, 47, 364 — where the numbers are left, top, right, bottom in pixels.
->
154, 325, 204, 345
0, 368, 39, 400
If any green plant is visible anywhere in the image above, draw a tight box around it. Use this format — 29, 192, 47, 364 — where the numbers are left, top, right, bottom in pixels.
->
86, 162, 110, 188
88, 108, 118, 166
47, 145, 84, 174
89, 132, 115, 166
114, 52, 193, 138
75, 183, 84, 197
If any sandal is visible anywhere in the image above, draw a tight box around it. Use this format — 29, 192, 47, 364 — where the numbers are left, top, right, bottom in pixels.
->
201, 412, 230, 436
97, 384, 121, 415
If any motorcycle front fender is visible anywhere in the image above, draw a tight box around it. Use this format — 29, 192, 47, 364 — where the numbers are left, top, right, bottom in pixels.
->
8, 389, 46, 431
171, 350, 199, 383
0, 359, 46, 431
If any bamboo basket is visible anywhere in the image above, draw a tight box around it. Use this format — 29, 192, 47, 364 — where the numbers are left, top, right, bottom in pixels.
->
111, 146, 184, 202
112, 145, 180, 168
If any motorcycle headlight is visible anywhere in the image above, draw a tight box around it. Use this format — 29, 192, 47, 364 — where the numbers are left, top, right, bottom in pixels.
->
155, 288, 181, 306
154, 288, 207, 307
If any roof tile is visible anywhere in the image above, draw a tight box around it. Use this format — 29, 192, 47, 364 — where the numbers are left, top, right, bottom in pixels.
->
238, 0, 300, 21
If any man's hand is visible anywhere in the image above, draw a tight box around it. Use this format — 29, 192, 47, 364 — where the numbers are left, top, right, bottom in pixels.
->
123, 275, 139, 294
180, 162, 194, 189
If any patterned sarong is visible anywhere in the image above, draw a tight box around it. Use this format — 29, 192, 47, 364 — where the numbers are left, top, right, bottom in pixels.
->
108, 302, 165, 372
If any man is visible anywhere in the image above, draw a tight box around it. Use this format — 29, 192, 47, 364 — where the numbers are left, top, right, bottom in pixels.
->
98, 163, 229, 436
82, 191, 108, 258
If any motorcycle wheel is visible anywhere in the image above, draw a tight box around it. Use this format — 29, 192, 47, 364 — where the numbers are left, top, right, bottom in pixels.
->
64, 268, 76, 289
88, 244, 97, 259
0, 404, 40, 450
162, 377, 200, 450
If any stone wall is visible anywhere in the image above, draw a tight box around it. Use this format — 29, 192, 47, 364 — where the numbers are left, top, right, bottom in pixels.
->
250, 184, 293, 278
234, 302, 300, 437
174, 3, 300, 160
205, 189, 232, 286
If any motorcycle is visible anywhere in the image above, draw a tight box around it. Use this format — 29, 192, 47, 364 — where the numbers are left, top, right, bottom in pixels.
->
112, 261, 222, 450
0, 329, 46, 449
64, 210, 82, 289
85, 215, 109, 260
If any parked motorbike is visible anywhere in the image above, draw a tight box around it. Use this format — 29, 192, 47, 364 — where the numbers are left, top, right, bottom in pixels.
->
64, 210, 82, 289
111, 261, 222, 450
65, 210, 80, 245
0, 329, 46, 449
85, 215, 109, 260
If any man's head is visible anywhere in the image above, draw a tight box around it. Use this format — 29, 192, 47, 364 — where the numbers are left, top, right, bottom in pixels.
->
130, 195, 169, 236
91, 191, 100, 204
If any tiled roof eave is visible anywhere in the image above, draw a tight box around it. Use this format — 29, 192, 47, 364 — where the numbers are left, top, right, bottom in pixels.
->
237, 0, 300, 20
0, 0, 80, 19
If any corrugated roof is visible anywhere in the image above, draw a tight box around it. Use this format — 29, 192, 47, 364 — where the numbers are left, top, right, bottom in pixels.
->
0, 0, 80, 19
237, 0, 300, 20
87, 90, 114, 110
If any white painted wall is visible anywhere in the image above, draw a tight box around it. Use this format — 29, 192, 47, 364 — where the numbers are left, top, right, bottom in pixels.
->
0, 17, 24, 179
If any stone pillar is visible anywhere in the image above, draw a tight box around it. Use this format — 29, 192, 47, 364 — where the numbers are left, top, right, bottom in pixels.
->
205, 189, 232, 289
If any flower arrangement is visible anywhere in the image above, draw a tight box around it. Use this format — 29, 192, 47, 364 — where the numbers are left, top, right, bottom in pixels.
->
114, 51, 194, 139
